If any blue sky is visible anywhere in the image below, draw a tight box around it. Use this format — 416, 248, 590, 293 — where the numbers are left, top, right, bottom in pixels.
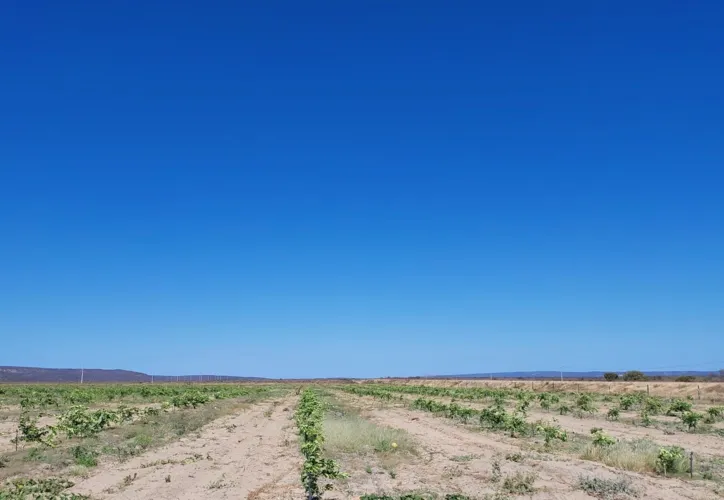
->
1, 1, 722, 378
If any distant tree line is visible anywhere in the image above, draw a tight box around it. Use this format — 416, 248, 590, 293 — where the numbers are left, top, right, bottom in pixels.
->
602, 370, 724, 382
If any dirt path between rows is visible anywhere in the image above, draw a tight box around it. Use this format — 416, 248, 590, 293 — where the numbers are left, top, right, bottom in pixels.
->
71, 396, 304, 500
335, 392, 720, 500
389, 392, 724, 458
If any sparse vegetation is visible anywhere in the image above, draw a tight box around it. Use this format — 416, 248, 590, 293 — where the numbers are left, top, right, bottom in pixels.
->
2, 378, 723, 500
0, 478, 88, 499
577, 475, 639, 499
501, 471, 536, 494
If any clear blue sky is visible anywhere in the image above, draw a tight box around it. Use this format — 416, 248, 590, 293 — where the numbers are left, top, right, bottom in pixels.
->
1, 1, 722, 378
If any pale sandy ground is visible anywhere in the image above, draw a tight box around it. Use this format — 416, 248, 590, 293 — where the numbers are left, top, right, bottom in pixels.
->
70, 396, 304, 500
0, 413, 56, 453
333, 391, 721, 500
371, 378, 724, 402
379, 392, 724, 458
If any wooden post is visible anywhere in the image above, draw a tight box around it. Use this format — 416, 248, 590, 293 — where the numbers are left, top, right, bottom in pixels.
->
15, 429, 18, 451
697, 385, 700, 400
690, 451, 694, 478
647, 384, 649, 395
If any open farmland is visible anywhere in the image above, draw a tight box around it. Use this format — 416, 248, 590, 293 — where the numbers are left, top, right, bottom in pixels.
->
1, 381, 724, 499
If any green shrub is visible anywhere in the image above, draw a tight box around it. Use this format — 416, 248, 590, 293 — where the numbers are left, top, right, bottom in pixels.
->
656, 446, 686, 476
576, 394, 597, 416
607, 408, 620, 421
643, 397, 664, 415
603, 372, 619, 381
622, 371, 647, 381
0, 478, 89, 499
667, 400, 692, 415
71, 445, 98, 467
591, 428, 616, 447
681, 411, 704, 430
706, 406, 723, 421
535, 422, 567, 449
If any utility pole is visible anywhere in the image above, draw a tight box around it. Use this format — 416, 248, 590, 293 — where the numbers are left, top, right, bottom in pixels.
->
80, 368, 84, 384
560, 371, 563, 382
151, 375, 154, 384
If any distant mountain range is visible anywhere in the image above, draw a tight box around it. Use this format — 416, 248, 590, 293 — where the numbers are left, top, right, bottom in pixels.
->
0, 366, 266, 383
1, 366, 721, 383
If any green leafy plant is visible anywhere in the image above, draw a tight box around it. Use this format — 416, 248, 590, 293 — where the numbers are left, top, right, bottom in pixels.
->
575, 394, 597, 417
72, 445, 99, 467
17, 414, 58, 447
503, 413, 528, 438
638, 410, 652, 427
0, 478, 88, 499
590, 428, 616, 447
606, 407, 620, 421
57, 406, 118, 438
618, 395, 637, 410
644, 397, 664, 415
681, 411, 704, 430
706, 406, 723, 422
295, 389, 346, 499
667, 399, 692, 416
656, 446, 685, 476
603, 372, 619, 381
535, 422, 567, 449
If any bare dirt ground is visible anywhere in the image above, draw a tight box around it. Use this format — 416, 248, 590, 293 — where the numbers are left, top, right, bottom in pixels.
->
372, 378, 724, 402
334, 391, 721, 500
382, 392, 724, 458
70, 396, 304, 500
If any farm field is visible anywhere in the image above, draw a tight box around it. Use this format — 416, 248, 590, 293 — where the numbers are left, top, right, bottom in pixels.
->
1, 382, 724, 499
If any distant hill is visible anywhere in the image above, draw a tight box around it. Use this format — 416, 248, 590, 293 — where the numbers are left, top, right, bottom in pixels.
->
0, 366, 267, 383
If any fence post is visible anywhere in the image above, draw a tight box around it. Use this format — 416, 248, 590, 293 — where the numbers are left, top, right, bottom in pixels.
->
690, 451, 694, 478
697, 385, 701, 400
647, 384, 649, 395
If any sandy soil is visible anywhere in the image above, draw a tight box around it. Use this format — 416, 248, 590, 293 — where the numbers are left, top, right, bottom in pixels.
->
70, 396, 304, 500
0, 414, 57, 453
335, 391, 720, 500
380, 392, 724, 458
371, 379, 724, 402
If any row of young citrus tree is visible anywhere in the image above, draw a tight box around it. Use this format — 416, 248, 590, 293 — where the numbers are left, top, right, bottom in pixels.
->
294, 389, 346, 500
0, 383, 271, 409
340, 386, 700, 477
15, 386, 273, 448
342, 384, 724, 431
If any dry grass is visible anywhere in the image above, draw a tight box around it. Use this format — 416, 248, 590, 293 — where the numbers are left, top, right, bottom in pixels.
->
324, 412, 416, 455
579, 439, 662, 474
371, 378, 724, 402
